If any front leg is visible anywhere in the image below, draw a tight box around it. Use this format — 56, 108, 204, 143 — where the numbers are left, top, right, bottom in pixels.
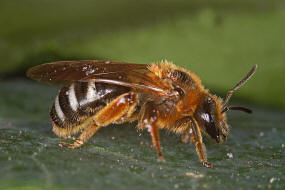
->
139, 102, 165, 161
190, 118, 214, 168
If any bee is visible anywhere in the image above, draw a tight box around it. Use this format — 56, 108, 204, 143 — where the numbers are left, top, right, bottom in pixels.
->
26, 60, 257, 168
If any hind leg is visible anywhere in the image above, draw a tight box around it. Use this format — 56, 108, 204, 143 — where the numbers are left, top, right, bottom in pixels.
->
60, 123, 100, 148
60, 92, 137, 148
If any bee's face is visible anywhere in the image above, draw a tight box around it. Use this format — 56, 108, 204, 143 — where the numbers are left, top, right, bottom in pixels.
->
195, 95, 229, 143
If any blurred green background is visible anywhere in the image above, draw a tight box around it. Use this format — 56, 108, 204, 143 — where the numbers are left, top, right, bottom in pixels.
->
0, 0, 284, 190
1, 0, 285, 108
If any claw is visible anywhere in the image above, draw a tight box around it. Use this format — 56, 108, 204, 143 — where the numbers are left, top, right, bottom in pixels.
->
157, 156, 166, 162
203, 162, 214, 168
59, 140, 83, 149
59, 142, 76, 149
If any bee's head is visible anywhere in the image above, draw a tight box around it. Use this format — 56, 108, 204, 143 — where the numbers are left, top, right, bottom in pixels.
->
194, 95, 229, 143
194, 64, 257, 143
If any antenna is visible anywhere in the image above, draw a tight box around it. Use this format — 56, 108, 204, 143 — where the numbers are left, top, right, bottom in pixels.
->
223, 64, 257, 107
222, 106, 252, 114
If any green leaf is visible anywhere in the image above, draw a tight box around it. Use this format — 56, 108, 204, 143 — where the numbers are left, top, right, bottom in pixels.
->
0, 79, 284, 190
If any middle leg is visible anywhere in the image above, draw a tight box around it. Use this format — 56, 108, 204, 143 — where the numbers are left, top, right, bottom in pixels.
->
139, 102, 164, 161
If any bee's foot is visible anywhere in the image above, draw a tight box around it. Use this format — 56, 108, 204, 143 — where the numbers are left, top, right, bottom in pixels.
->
203, 162, 214, 168
59, 140, 83, 149
157, 156, 166, 162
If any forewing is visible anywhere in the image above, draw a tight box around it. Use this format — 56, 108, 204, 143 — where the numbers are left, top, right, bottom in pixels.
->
27, 60, 175, 97
26, 60, 147, 84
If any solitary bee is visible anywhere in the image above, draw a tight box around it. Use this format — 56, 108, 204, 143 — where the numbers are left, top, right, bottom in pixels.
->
27, 60, 257, 168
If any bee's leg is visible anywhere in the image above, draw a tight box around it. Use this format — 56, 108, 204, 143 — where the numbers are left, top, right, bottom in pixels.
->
140, 103, 165, 161
60, 92, 137, 148
181, 128, 191, 144
94, 92, 137, 126
190, 119, 214, 168
170, 117, 192, 144
60, 123, 100, 148
149, 121, 165, 162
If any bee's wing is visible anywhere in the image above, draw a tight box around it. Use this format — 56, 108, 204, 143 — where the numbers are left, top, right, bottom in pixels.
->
27, 60, 175, 97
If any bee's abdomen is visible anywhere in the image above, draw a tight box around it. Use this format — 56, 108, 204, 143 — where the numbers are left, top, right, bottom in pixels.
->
50, 82, 130, 129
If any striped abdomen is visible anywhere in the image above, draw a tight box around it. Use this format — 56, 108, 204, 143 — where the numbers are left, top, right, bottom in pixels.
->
50, 82, 130, 131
